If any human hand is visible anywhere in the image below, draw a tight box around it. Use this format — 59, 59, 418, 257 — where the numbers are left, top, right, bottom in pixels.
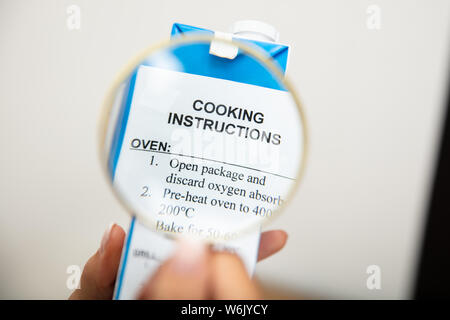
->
69, 223, 287, 300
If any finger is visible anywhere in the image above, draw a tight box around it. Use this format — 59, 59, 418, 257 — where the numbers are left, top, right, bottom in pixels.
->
138, 239, 209, 300
257, 230, 288, 262
69, 223, 125, 300
210, 252, 261, 300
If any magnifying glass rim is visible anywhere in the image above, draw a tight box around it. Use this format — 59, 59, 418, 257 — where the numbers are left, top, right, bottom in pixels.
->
98, 34, 309, 242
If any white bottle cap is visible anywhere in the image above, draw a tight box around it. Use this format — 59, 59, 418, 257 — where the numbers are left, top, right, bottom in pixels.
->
231, 20, 279, 43
209, 31, 238, 59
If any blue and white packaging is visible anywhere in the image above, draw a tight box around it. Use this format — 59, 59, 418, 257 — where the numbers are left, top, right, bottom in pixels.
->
111, 21, 292, 300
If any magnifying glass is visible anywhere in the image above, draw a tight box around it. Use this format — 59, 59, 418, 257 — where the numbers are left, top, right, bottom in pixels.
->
99, 34, 307, 243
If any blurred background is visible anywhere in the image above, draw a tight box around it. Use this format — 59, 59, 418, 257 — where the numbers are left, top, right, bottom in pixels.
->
0, 0, 449, 299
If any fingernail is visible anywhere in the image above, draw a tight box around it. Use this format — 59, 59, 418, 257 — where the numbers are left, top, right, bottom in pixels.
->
100, 223, 114, 255
170, 238, 206, 274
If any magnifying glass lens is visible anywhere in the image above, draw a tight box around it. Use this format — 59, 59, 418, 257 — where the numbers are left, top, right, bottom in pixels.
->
101, 36, 306, 242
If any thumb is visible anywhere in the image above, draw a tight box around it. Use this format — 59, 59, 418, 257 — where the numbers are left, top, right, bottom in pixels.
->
69, 223, 125, 300
138, 239, 209, 300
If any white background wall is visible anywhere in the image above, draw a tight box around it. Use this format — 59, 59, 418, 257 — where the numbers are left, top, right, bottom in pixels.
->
0, 0, 449, 299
